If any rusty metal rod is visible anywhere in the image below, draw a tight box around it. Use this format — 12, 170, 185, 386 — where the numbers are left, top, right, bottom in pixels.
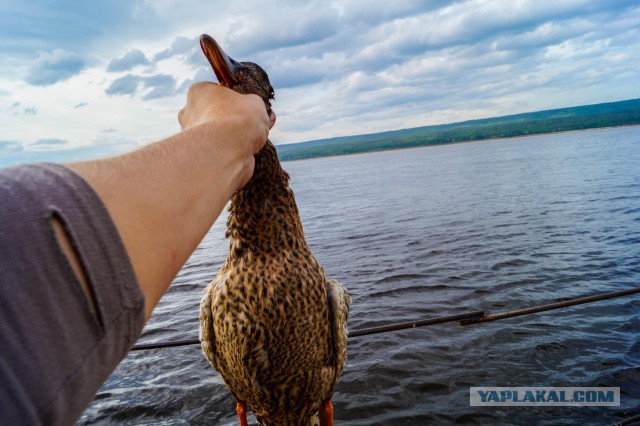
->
131, 286, 639, 351
460, 286, 640, 325
131, 310, 484, 351
612, 413, 640, 426
349, 310, 484, 338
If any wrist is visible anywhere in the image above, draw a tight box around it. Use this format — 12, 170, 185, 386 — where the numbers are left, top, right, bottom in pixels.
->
182, 119, 253, 192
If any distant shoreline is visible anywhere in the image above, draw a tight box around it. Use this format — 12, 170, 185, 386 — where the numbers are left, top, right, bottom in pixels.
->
281, 123, 640, 164
276, 98, 640, 162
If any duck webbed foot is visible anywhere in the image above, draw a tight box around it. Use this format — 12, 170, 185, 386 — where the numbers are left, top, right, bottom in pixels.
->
319, 399, 334, 426
236, 401, 249, 426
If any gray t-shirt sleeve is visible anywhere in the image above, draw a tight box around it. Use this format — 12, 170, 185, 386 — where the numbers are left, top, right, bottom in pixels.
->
0, 163, 145, 425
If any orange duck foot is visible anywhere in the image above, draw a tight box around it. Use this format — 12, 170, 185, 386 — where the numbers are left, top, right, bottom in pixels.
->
319, 399, 334, 426
236, 401, 249, 426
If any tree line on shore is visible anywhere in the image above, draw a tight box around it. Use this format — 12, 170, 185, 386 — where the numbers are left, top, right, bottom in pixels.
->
276, 98, 640, 161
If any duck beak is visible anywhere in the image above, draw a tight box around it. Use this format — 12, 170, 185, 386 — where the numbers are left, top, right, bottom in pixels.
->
200, 34, 240, 88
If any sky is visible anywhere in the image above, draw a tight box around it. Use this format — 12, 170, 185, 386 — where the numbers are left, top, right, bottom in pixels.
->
1, 0, 639, 166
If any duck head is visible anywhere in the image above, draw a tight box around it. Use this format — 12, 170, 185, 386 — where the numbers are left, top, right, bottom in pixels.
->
200, 34, 274, 117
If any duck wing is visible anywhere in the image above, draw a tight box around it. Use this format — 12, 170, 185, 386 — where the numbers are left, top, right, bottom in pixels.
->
326, 279, 351, 383
199, 271, 228, 371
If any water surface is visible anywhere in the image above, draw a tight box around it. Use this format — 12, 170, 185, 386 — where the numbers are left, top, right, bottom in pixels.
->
80, 126, 640, 425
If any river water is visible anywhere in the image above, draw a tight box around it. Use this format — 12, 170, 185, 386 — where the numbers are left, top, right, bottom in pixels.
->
79, 126, 640, 425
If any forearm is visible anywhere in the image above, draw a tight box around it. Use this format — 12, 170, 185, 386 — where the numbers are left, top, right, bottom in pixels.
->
67, 120, 247, 320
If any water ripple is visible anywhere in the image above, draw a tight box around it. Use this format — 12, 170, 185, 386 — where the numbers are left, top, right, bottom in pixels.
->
81, 127, 640, 425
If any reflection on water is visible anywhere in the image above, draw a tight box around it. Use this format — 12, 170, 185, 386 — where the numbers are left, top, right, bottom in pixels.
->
80, 127, 640, 425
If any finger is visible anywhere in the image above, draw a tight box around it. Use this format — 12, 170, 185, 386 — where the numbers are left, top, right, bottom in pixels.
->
242, 93, 271, 129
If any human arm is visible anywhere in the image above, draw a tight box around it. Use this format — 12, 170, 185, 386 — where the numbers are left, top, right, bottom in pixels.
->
65, 83, 272, 321
0, 82, 274, 425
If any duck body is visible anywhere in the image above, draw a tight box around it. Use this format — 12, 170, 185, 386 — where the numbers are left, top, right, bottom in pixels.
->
198, 35, 350, 425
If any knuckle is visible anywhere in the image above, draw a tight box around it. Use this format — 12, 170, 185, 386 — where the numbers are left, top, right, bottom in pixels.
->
187, 81, 206, 98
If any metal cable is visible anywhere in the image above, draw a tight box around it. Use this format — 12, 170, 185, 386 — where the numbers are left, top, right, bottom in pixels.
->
349, 310, 484, 338
460, 286, 640, 325
131, 286, 639, 351
611, 413, 640, 426
131, 310, 484, 351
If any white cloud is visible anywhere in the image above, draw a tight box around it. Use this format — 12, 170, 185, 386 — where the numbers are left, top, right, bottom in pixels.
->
105, 74, 141, 96
104, 73, 177, 99
177, 67, 213, 93
106, 49, 152, 72
25, 49, 85, 86
141, 74, 176, 100
31, 138, 69, 148
153, 36, 196, 61
224, 2, 341, 56
0, 140, 23, 153
1, 0, 640, 166
0, 138, 139, 167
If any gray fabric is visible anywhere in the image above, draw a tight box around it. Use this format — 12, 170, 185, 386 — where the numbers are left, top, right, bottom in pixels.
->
0, 163, 145, 425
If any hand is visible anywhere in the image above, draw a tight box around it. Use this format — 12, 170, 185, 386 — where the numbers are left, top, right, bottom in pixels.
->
178, 82, 277, 189
178, 82, 274, 154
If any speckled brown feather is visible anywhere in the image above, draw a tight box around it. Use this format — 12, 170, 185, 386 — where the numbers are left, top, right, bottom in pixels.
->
198, 36, 350, 426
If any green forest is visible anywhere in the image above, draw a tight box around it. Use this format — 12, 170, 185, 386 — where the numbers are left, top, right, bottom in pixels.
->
276, 98, 640, 162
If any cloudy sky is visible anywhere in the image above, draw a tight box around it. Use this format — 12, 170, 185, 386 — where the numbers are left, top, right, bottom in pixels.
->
1, 0, 639, 166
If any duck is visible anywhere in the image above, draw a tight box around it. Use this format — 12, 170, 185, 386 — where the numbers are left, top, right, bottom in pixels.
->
198, 34, 351, 426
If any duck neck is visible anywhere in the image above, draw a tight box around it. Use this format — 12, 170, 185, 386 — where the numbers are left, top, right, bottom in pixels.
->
226, 141, 305, 254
